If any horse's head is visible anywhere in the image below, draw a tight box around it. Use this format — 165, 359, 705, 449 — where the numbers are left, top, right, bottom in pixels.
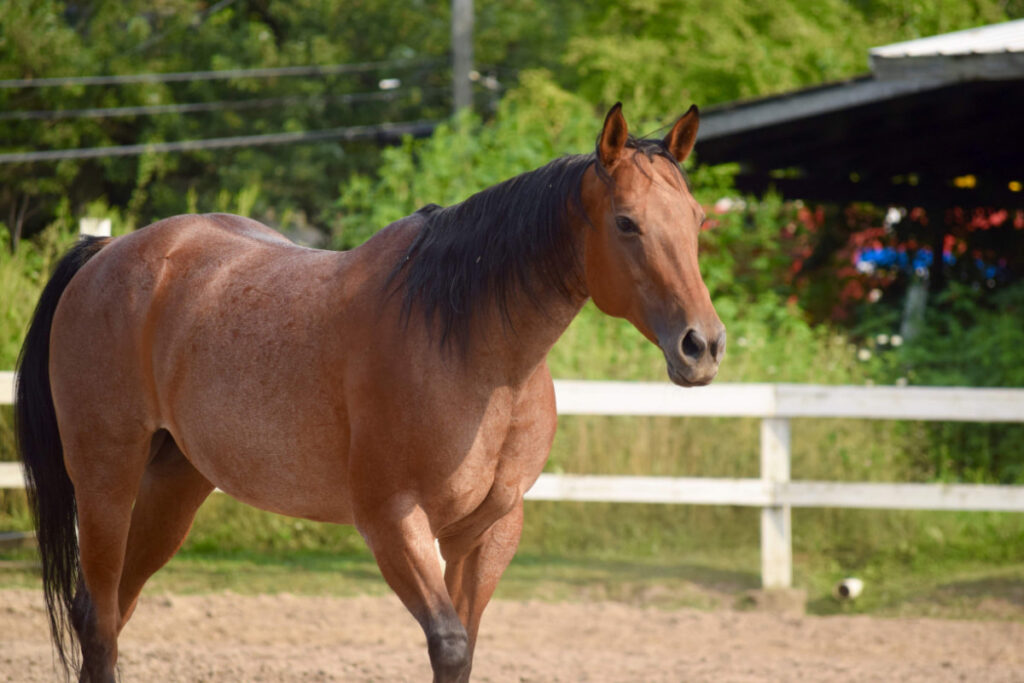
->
580, 103, 725, 387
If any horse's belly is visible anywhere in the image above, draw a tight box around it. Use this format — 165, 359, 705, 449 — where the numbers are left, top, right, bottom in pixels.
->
173, 419, 355, 524
156, 320, 355, 521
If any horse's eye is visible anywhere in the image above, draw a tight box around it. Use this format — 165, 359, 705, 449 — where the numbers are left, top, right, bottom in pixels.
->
615, 216, 640, 234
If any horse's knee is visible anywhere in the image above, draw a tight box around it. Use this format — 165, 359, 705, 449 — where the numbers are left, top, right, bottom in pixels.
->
427, 625, 470, 681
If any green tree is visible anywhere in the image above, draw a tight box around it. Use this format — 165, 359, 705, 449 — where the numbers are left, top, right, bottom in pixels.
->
557, 0, 1009, 120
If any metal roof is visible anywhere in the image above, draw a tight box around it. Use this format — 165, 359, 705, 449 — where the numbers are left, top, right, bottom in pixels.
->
870, 18, 1024, 58
869, 19, 1024, 81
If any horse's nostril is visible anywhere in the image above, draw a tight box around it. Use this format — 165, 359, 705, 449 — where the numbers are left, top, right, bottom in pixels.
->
681, 328, 707, 361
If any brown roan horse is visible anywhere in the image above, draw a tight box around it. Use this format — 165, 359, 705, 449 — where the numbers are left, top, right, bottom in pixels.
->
16, 103, 724, 682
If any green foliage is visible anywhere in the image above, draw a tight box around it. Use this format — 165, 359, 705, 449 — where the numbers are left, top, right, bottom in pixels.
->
0, 210, 77, 366
855, 282, 1024, 483
558, 0, 1010, 120
0, 199, 136, 463
2, 1, 1012, 243
564, 0, 870, 119
0, 197, 136, 364
895, 282, 1024, 388
0, 219, 61, 465
0, 0, 457, 242
333, 70, 599, 248
0, 210, 78, 464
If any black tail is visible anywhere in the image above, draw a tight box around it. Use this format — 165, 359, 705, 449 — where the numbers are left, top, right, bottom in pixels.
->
14, 235, 110, 676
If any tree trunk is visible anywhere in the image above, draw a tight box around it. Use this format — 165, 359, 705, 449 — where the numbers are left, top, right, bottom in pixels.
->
11, 193, 29, 253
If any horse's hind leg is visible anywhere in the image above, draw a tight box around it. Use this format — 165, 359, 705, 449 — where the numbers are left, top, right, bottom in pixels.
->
67, 435, 150, 683
117, 431, 214, 625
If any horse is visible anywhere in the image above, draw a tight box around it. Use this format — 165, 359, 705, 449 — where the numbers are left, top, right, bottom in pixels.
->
15, 102, 725, 682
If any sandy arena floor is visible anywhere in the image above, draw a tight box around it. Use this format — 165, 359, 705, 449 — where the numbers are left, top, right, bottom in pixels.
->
2, 588, 1022, 682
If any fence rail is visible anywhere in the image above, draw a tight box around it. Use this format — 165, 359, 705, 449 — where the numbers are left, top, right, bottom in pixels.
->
2, 372, 1023, 588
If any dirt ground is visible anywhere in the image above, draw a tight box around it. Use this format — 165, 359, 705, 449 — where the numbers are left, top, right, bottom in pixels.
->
2, 588, 1023, 682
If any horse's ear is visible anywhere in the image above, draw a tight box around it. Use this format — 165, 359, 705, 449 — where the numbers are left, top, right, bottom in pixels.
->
598, 102, 628, 168
663, 104, 699, 163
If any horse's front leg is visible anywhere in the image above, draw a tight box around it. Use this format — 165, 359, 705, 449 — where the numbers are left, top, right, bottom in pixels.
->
440, 500, 524, 667
357, 495, 470, 683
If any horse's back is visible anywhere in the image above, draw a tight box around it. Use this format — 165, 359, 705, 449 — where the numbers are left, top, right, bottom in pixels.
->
56, 214, 305, 317
50, 212, 328, 383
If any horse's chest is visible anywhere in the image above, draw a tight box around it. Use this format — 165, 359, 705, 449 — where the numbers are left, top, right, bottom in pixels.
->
445, 407, 516, 485
428, 395, 555, 528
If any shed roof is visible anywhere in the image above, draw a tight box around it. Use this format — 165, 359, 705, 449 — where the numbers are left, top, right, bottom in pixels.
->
694, 20, 1024, 209
869, 19, 1024, 58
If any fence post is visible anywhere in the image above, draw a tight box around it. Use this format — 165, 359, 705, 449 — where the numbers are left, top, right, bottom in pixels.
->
760, 417, 792, 588
79, 217, 111, 237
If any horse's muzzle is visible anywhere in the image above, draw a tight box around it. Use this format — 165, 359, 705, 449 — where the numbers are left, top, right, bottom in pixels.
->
662, 322, 726, 387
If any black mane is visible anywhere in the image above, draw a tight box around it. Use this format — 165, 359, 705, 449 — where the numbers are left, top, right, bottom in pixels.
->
388, 135, 683, 348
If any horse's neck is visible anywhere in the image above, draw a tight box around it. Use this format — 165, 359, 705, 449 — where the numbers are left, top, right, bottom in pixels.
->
470, 238, 588, 385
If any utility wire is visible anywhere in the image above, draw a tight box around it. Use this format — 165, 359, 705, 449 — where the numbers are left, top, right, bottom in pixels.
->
0, 120, 438, 164
0, 87, 448, 122
0, 58, 445, 89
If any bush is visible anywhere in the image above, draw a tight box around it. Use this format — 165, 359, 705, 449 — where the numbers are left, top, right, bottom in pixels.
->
332, 70, 601, 248
860, 282, 1024, 483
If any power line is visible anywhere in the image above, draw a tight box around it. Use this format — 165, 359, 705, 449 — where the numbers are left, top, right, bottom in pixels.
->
0, 58, 446, 90
0, 120, 438, 164
0, 87, 449, 122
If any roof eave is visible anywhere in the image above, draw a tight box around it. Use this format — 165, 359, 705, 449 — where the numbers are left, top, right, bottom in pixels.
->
869, 51, 1024, 82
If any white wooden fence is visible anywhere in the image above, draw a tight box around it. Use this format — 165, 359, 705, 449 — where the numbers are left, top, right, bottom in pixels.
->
2, 371, 1023, 588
